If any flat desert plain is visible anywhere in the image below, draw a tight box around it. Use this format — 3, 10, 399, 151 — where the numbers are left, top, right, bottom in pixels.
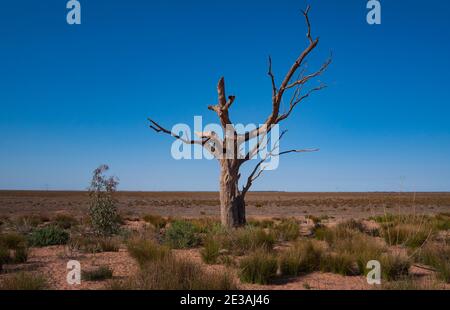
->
0, 191, 449, 290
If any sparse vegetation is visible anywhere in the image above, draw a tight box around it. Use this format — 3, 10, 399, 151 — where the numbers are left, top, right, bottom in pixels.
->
239, 250, 278, 284
1, 191, 449, 290
113, 255, 236, 290
69, 235, 120, 253
0, 272, 48, 290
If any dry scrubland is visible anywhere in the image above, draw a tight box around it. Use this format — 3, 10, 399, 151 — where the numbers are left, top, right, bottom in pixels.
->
0, 191, 449, 290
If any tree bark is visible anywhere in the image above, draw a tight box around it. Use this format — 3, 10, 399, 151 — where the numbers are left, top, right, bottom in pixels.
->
219, 160, 246, 228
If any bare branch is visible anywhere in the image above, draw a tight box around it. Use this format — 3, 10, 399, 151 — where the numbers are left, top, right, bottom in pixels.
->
302, 5, 313, 44
148, 118, 211, 146
241, 130, 318, 195
276, 83, 327, 122
208, 77, 235, 129
268, 56, 277, 99
285, 56, 331, 90
239, 6, 328, 144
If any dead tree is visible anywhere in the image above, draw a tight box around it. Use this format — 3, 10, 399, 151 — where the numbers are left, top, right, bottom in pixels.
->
148, 6, 331, 228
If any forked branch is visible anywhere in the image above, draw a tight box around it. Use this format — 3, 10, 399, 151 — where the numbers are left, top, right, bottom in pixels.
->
240, 5, 331, 144
241, 131, 319, 195
148, 118, 211, 146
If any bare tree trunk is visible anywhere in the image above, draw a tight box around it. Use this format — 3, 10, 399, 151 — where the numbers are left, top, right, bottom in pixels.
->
219, 160, 246, 228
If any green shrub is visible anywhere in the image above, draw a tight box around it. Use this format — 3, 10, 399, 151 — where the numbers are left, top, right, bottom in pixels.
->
82, 266, 113, 281
200, 237, 221, 264
28, 226, 69, 247
53, 214, 78, 229
142, 214, 167, 230
88, 165, 120, 236
279, 239, 325, 276
164, 220, 200, 249
127, 238, 170, 267
239, 250, 278, 284
274, 219, 300, 241
0, 272, 48, 290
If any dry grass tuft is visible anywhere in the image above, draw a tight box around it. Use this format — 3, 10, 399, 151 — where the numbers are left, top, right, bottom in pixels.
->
239, 250, 278, 284
0, 272, 48, 290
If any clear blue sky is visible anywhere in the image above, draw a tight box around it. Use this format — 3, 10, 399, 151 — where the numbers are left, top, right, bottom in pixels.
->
1, 0, 449, 192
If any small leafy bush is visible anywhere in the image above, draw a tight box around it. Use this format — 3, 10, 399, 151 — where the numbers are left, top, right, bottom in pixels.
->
28, 226, 69, 247
88, 165, 120, 236
164, 220, 200, 249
